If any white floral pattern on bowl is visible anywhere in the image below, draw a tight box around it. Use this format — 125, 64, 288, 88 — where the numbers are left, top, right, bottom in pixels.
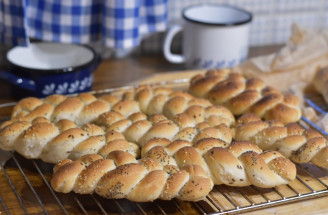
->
55, 82, 68, 94
79, 78, 88, 91
42, 83, 55, 95
41, 75, 93, 96
68, 80, 80, 93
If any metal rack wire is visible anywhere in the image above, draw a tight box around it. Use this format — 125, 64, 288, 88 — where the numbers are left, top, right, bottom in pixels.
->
0, 82, 328, 214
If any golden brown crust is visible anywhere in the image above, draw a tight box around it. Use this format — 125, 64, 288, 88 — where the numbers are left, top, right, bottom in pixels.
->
51, 97, 84, 122
51, 160, 86, 193
81, 123, 105, 136
44, 94, 67, 105
77, 93, 97, 104
16, 122, 59, 158
97, 139, 140, 160
142, 138, 296, 188
0, 117, 140, 163
51, 155, 213, 202
77, 100, 110, 125
0, 121, 32, 150
55, 119, 77, 131
160, 170, 188, 200
23, 103, 54, 121
225, 90, 261, 115
262, 151, 296, 181
245, 77, 265, 91
189, 69, 301, 123
0, 111, 230, 163
99, 94, 121, 105
10, 86, 235, 131
235, 114, 328, 168
208, 73, 246, 104
73, 158, 116, 194
11, 97, 43, 118
111, 100, 140, 117
69, 136, 106, 160
141, 138, 171, 157
96, 111, 125, 128
189, 71, 229, 98
106, 150, 138, 166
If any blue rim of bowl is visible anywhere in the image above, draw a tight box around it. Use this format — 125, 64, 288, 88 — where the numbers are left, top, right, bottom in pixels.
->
6, 43, 98, 75
182, 4, 253, 26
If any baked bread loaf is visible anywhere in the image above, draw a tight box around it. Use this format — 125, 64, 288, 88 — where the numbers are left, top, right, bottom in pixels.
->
51, 152, 214, 202
10, 87, 234, 127
96, 112, 232, 146
189, 69, 302, 124
0, 111, 232, 163
313, 67, 328, 104
142, 138, 296, 188
11, 93, 137, 125
0, 116, 139, 163
234, 114, 328, 168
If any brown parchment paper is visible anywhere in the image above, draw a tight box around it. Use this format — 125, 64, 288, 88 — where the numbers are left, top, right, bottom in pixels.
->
235, 23, 328, 99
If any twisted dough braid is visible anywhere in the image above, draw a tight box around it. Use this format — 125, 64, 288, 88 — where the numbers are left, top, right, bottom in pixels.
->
0, 116, 139, 163
10, 87, 235, 127
51, 152, 214, 202
0, 111, 232, 163
234, 114, 328, 168
95, 112, 232, 147
11, 93, 122, 125
141, 138, 296, 188
189, 69, 301, 124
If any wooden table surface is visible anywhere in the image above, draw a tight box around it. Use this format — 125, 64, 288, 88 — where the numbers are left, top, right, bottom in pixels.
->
2, 45, 328, 214
0, 45, 280, 104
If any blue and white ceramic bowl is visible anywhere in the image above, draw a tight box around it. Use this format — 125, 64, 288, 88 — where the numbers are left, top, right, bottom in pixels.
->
1, 42, 99, 98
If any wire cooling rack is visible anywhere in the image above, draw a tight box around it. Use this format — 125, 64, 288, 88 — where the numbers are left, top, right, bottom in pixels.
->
0, 81, 328, 214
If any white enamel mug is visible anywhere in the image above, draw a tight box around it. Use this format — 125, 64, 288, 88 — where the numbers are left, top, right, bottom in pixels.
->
163, 4, 252, 69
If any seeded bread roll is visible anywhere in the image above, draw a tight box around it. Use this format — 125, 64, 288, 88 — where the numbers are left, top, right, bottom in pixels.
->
11, 93, 120, 125
51, 152, 214, 202
0, 111, 232, 163
142, 138, 296, 188
189, 69, 301, 124
234, 114, 328, 168
10, 87, 235, 127
95, 112, 232, 147
0, 117, 139, 163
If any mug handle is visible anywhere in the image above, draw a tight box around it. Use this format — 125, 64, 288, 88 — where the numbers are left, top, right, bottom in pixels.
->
163, 25, 185, 63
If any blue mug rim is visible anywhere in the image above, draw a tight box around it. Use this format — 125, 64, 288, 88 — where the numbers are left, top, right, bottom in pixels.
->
5, 43, 98, 75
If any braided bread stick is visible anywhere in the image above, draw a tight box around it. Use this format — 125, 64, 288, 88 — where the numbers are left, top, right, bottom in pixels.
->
141, 138, 296, 188
189, 69, 301, 124
234, 114, 328, 168
10, 87, 235, 127
95, 112, 232, 147
10, 93, 138, 125
0, 111, 232, 163
51, 152, 214, 202
0, 116, 139, 163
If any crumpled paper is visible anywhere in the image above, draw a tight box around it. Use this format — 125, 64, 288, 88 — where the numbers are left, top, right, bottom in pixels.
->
234, 23, 328, 131
234, 23, 328, 99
